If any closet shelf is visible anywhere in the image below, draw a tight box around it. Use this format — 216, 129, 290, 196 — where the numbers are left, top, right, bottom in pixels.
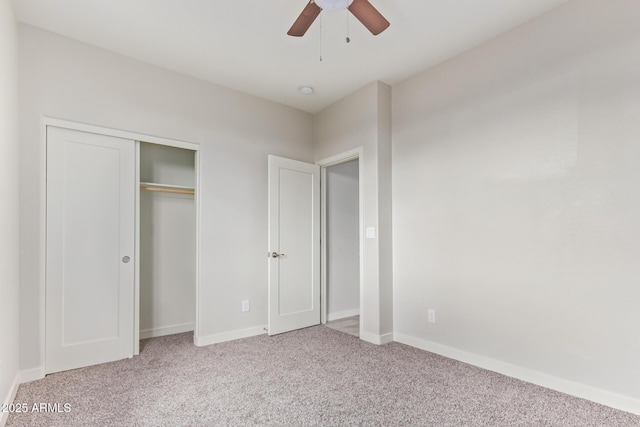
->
140, 182, 195, 195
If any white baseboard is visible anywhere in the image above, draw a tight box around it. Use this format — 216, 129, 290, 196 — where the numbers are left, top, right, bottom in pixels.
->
1, 373, 20, 427
195, 325, 266, 347
327, 309, 360, 322
394, 332, 640, 416
379, 332, 394, 344
140, 322, 194, 339
360, 331, 394, 345
17, 367, 45, 384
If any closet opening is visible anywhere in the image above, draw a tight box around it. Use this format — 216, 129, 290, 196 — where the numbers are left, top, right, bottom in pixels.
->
322, 158, 361, 338
136, 141, 197, 351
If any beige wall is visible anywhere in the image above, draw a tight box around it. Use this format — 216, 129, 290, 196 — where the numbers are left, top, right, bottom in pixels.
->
18, 25, 314, 370
313, 81, 393, 342
392, 0, 640, 409
0, 0, 20, 417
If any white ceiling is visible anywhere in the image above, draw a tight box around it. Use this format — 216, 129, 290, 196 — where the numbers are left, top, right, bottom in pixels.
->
12, 0, 569, 113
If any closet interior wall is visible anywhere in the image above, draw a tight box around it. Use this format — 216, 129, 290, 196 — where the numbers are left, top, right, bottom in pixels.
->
139, 142, 196, 339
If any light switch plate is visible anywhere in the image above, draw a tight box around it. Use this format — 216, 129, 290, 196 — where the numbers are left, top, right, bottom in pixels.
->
366, 227, 376, 239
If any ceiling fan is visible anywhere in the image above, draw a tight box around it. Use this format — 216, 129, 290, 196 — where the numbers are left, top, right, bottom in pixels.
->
288, 0, 390, 37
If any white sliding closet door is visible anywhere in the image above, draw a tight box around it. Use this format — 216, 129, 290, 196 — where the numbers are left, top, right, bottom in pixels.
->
46, 127, 135, 374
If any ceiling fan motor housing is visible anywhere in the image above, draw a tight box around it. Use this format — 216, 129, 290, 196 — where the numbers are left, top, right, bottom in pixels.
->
315, 0, 350, 10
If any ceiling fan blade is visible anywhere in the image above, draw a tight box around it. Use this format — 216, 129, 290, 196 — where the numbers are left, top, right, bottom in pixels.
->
287, 1, 322, 37
348, 0, 390, 35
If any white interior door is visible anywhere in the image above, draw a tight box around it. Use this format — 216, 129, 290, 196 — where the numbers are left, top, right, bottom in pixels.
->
268, 155, 320, 335
46, 126, 135, 374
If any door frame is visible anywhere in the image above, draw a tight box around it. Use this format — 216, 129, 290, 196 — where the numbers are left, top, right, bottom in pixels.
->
316, 147, 364, 338
40, 117, 201, 368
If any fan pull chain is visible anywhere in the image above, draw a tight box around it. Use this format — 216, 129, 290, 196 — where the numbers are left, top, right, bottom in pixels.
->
319, 13, 323, 61
346, 9, 351, 43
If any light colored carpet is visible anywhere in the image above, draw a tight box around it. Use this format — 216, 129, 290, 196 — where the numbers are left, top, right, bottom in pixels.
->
7, 327, 640, 426
325, 315, 359, 337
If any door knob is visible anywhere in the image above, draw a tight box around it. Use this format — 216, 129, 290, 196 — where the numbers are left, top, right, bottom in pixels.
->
270, 252, 285, 258
122, 256, 131, 263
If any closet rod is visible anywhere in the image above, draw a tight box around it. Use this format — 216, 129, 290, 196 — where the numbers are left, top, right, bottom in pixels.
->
140, 184, 195, 195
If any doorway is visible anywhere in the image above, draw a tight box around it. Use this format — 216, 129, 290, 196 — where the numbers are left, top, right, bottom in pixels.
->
266, 149, 364, 338
318, 148, 364, 339
137, 142, 197, 346
324, 159, 360, 337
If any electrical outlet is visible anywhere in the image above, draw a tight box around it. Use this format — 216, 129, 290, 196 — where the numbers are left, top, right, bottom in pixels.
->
428, 308, 436, 323
242, 300, 250, 312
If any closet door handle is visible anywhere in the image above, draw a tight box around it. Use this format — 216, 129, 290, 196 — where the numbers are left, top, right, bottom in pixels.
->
270, 252, 285, 258
122, 256, 131, 263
